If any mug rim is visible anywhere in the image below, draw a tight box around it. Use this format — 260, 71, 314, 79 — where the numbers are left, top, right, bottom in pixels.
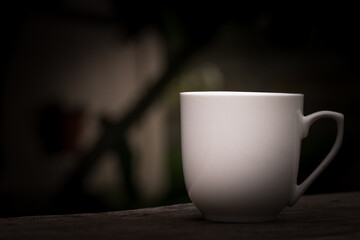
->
180, 91, 304, 97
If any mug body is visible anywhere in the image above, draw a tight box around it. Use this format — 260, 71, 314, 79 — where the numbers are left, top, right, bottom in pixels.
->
180, 91, 304, 222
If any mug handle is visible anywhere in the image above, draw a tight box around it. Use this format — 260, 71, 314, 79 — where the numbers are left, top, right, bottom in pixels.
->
288, 111, 344, 206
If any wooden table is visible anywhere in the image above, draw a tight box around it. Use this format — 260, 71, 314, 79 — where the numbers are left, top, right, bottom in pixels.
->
1, 192, 359, 239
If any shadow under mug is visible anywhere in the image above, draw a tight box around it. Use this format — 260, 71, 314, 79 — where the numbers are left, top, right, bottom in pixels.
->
180, 91, 344, 222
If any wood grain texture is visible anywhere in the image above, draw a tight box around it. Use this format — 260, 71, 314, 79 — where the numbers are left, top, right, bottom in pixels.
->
1, 192, 359, 240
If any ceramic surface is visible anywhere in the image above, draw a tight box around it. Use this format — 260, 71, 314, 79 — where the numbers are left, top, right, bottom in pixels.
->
180, 91, 344, 222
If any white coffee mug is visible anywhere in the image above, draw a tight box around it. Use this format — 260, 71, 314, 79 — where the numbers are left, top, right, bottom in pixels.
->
180, 91, 344, 222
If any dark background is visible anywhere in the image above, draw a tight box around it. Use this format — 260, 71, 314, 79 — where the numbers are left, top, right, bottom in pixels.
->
1, 1, 359, 217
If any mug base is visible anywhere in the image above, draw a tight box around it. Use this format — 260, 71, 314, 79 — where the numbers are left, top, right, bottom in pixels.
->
203, 214, 278, 223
